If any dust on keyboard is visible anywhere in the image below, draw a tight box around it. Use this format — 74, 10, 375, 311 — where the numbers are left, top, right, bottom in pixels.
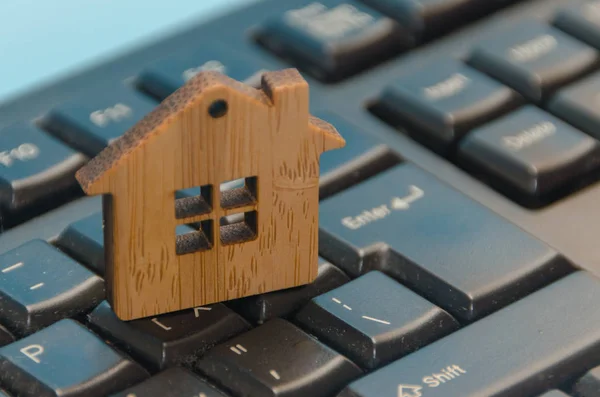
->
1, 1, 600, 397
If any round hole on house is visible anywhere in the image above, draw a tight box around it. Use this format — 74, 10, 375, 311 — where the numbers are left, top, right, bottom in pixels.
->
208, 99, 228, 118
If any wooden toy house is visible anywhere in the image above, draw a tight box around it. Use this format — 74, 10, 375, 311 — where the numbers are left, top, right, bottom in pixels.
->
76, 69, 345, 320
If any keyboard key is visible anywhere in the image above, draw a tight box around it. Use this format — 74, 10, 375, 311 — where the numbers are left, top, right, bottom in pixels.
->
0, 239, 104, 336
110, 368, 230, 397
0, 123, 86, 211
45, 85, 156, 156
572, 366, 600, 397
338, 271, 600, 397
196, 318, 361, 397
0, 319, 148, 397
88, 301, 250, 371
459, 106, 600, 197
229, 260, 349, 324
315, 112, 400, 198
554, 2, 600, 50
0, 326, 13, 348
468, 21, 599, 101
319, 164, 572, 322
256, 1, 414, 82
296, 271, 458, 369
360, 0, 489, 34
548, 70, 600, 140
139, 45, 267, 100
376, 60, 522, 148
56, 211, 194, 275
56, 211, 105, 274
537, 392, 570, 397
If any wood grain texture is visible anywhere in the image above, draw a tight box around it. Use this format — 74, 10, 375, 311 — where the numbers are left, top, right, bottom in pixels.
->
76, 68, 345, 320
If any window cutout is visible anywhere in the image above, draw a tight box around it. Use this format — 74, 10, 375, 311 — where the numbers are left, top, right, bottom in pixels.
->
176, 221, 213, 255
220, 176, 258, 209
221, 212, 244, 226
220, 178, 245, 192
175, 185, 213, 219
220, 211, 258, 245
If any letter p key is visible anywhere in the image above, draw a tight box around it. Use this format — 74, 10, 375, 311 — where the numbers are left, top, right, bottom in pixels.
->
20, 344, 44, 363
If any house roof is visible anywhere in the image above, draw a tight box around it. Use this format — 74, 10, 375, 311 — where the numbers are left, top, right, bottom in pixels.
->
76, 69, 343, 193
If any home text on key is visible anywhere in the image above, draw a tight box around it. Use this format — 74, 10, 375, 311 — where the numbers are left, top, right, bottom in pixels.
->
423, 73, 470, 100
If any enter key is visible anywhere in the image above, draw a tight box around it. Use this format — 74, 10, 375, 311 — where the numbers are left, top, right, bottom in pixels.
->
319, 164, 573, 322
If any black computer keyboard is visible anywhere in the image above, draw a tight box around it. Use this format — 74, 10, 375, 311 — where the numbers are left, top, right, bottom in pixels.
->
1, 0, 600, 396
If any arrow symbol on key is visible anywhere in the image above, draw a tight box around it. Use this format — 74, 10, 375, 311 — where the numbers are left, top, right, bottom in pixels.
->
194, 306, 212, 318
391, 186, 424, 210
397, 384, 423, 397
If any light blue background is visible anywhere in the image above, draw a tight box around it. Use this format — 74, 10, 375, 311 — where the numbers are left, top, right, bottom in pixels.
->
0, 0, 258, 104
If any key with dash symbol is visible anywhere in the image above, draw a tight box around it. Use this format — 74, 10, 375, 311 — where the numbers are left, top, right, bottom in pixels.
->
362, 316, 390, 325
296, 271, 459, 369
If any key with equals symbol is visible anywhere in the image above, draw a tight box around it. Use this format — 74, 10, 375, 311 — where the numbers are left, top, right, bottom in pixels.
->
230, 344, 247, 355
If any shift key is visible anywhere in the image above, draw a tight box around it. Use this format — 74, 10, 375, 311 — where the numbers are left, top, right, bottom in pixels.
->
338, 271, 600, 397
319, 164, 573, 322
